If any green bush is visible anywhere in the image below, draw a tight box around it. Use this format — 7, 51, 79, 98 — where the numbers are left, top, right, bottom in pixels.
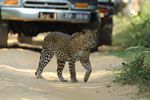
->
108, 46, 150, 62
113, 1, 150, 48
112, 1, 150, 94
128, 17, 150, 47
114, 51, 150, 92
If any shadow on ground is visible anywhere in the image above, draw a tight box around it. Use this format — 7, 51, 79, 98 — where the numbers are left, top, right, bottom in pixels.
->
0, 44, 42, 53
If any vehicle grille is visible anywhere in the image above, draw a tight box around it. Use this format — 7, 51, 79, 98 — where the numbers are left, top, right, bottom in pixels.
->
23, 0, 70, 10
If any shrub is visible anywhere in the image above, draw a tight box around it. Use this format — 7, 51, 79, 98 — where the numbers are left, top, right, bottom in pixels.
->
113, 1, 150, 48
114, 51, 150, 92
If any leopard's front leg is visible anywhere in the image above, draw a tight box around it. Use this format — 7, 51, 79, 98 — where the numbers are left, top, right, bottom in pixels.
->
80, 59, 92, 82
69, 61, 78, 83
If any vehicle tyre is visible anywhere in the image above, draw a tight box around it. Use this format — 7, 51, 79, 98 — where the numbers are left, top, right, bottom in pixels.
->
99, 16, 113, 45
0, 21, 8, 47
18, 33, 32, 43
87, 13, 101, 51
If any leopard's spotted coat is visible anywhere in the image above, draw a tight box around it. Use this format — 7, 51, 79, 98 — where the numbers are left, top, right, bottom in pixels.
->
35, 29, 96, 82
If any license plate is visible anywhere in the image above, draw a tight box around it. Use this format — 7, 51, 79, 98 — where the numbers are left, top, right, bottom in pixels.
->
39, 12, 57, 20
64, 13, 89, 20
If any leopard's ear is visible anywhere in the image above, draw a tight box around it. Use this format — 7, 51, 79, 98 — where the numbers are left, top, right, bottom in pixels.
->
71, 32, 81, 39
81, 29, 87, 35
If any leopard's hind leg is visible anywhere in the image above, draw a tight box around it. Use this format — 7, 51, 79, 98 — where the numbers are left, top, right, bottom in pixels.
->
35, 48, 54, 78
57, 60, 67, 82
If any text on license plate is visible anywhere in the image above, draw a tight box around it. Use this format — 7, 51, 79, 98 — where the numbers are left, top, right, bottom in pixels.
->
64, 13, 89, 20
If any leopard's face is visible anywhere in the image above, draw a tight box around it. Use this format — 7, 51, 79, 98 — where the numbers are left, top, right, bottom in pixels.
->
81, 29, 96, 48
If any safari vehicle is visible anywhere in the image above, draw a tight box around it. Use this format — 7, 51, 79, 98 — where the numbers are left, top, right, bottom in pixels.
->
0, 0, 100, 48
97, 0, 114, 46
0, 0, 126, 49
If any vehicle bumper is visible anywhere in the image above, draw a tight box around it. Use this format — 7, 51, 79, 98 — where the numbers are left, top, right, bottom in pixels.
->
0, 7, 91, 23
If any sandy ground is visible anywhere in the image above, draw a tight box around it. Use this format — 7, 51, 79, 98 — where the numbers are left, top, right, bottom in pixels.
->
0, 35, 149, 100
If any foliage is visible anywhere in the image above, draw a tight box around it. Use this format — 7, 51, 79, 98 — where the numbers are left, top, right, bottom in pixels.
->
108, 46, 150, 63
113, 49, 150, 92
113, 1, 150, 48
111, 0, 150, 94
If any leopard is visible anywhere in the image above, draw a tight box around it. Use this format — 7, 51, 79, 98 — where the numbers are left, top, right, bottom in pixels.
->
35, 29, 96, 83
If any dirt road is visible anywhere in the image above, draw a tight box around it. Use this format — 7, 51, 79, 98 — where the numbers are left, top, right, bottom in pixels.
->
0, 34, 149, 100
0, 47, 148, 100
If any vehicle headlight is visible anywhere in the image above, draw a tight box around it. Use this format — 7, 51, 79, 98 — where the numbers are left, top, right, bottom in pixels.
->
74, 2, 88, 7
4, 0, 18, 5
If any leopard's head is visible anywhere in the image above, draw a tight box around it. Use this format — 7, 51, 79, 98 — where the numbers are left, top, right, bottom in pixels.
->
72, 29, 97, 49
81, 29, 97, 48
